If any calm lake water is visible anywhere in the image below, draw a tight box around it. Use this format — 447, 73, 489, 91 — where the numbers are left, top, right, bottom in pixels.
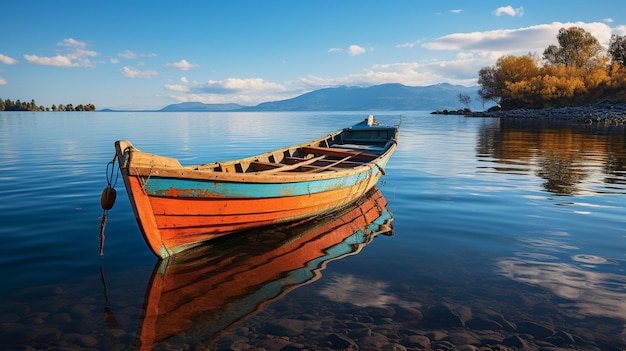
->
1, 111, 625, 350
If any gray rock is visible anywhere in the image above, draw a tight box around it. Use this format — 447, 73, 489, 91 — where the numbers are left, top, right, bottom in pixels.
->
49, 312, 72, 323
381, 343, 407, 351
422, 303, 464, 328
489, 315, 517, 331
63, 333, 99, 347
358, 333, 389, 350
444, 331, 480, 346
281, 342, 305, 351
517, 321, 555, 339
264, 319, 305, 336
465, 317, 503, 330
547, 330, 576, 346
502, 335, 526, 348
347, 327, 372, 339
3, 346, 38, 351
456, 345, 478, 351
365, 306, 396, 319
476, 332, 504, 345
24, 326, 61, 342
393, 306, 423, 322
401, 335, 431, 349
425, 330, 447, 341
258, 338, 292, 351
431, 340, 455, 351
470, 101, 626, 125
323, 333, 355, 349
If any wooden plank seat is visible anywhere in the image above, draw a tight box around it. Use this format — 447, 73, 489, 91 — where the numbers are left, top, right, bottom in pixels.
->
250, 155, 327, 173
333, 143, 385, 154
300, 146, 378, 161
250, 161, 284, 171
303, 155, 353, 173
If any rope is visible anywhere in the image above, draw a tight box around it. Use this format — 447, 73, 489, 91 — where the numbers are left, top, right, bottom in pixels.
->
99, 214, 108, 256
105, 154, 119, 189
99, 154, 119, 256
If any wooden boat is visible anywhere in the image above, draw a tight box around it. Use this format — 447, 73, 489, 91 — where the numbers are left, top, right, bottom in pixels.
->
135, 187, 393, 350
114, 115, 399, 258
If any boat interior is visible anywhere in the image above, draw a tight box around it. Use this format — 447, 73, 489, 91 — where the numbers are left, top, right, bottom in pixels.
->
118, 116, 398, 176
189, 122, 398, 174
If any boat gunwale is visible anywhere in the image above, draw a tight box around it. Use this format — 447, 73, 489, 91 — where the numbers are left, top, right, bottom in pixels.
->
115, 127, 398, 184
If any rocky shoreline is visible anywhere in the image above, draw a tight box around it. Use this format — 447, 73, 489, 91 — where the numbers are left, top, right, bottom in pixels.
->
432, 101, 626, 125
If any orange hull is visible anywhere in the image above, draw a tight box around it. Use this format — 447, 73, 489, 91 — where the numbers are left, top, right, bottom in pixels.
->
136, 187, 393, 350
125, 174, 378, 255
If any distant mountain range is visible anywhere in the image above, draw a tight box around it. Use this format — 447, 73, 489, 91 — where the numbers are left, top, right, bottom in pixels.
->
150, 83, 481, 112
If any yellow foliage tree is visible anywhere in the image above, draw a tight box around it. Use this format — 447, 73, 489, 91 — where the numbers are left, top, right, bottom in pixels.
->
478, 54, 539, 108
478, 26, 626, 109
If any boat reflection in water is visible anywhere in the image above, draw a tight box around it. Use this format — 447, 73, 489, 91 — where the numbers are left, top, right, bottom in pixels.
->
135, 187, 393, 350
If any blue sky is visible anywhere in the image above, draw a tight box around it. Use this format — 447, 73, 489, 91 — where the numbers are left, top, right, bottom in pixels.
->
1, 1, 625, 110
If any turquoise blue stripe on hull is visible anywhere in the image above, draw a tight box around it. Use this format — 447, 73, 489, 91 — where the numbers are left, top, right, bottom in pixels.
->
145, 165, 386, 198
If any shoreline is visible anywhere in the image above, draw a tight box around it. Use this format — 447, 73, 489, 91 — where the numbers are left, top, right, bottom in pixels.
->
432, 101, 626, 125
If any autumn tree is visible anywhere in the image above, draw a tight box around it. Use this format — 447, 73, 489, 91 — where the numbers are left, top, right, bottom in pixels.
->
477, 26, 626, 109
478, 54, 539, 108
608, 34, 626, 66
477, 66, 500, 106
542, 27, 604, 70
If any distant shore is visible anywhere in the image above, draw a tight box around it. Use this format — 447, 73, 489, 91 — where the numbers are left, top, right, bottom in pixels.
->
432, 100, 626, 125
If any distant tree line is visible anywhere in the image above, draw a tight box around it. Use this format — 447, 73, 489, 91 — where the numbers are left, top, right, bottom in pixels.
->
478, 27, 626, 110
0, 98, 96, 112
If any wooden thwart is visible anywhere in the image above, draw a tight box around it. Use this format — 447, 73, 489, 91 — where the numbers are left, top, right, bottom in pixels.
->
301, 146, 378, 161
249, 145, 373, 174
303, 155, 353, 173
250, 155, 327, 173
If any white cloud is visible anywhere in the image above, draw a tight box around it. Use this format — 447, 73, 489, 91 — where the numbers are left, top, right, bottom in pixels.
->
118, 50, 157, 59
396, 42, 413, 48
0, 77, 6, 85
59, 38, 86, 48
0, 54, 19, 65
306, 58, 479, 88
164, 84, 189, 92
165, 59, 198, 71
396, 40, 421, 49
493, 6, 524, 17
423, 22, 613, 53
450, 9, 462, 14
318, 273, 421, 313
195, 78, 285, 94
23, 38, 98, 67
498, 257, 626, 321
328, 44, 367, 56
24, 54, 75, 67
603, 18, 614, 24
120, 66, 158, 79
347, 44, 366, 56
110, 58, 119, 64
165, 77, 290, 105
614, 25, 626, 36
118, 50, 137, 59
180, 76, 188, 83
